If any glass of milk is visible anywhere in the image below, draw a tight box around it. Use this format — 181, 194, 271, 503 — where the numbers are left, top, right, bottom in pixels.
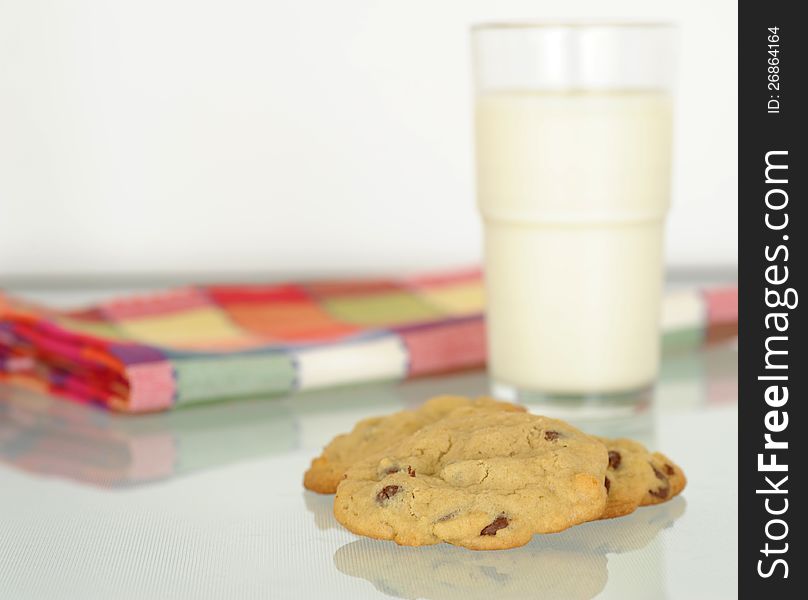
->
472, 23, 678, 406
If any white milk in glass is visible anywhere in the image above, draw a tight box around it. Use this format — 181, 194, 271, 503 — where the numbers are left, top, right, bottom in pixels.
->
476, 90, 673, 395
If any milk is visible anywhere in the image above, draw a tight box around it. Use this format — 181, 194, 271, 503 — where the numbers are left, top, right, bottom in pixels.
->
476, 90, 673, 395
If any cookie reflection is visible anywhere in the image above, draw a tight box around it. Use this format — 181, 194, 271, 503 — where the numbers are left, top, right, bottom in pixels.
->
336, 540, 606, 600
333, 497, 685, 600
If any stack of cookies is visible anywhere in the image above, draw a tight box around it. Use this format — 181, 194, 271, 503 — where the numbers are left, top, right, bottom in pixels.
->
304, 396, 686, 551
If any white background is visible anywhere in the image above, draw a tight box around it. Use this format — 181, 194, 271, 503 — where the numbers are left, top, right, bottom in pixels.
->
0, 0, 737, 281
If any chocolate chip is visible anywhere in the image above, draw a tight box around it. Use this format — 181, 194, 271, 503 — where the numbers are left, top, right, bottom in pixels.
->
664, 464, 675, 476
608, 451, 621, 470
407, 466, 416, 477
382, 466, 400, 475
604, 476, 611, 492
480, 515, 509, 536
648, 463, 670, 499
376, 485, 400, 503
544, 430, 560, 441
651, 464, 666, 481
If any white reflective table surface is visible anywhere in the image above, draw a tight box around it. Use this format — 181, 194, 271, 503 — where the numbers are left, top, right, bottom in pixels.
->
1, 340, 737, 600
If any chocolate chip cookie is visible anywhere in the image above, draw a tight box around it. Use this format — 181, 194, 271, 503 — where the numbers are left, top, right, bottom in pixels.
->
303, 395, 524, 493
333, 411, 609, 550
600, 437, 687, 519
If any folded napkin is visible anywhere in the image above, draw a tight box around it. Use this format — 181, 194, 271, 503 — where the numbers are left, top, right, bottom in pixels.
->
1, 270, 737, 413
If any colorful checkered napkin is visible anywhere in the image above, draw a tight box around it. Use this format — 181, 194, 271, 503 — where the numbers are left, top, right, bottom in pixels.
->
0, 270, 737, 413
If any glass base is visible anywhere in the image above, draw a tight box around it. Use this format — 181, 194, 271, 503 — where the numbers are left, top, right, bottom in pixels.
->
491, 380, 653, 420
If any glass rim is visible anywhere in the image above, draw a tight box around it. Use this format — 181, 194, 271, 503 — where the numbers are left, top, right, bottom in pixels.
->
471, 20, 677, 32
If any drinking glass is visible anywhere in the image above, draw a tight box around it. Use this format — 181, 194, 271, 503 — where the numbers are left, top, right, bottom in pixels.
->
472, 22, 678, 404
